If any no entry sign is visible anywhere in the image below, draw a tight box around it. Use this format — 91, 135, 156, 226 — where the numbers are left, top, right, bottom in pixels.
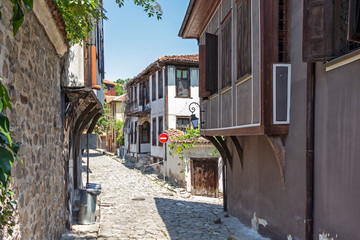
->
159, 133, 168, 144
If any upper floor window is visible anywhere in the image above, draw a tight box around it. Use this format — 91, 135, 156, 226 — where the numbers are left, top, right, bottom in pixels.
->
176, 69, 190, 98
237, 0, 252, 78
221, 13, 232, 89
158, 116, 163, 146
177, 117, 190, 133
158, 70, 163, 99
152, 75, 156, 101
334, 0, 360, 56
152, 118, 157, 146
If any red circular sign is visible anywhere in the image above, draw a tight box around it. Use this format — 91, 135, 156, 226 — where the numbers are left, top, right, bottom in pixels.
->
159, 133, 168, 143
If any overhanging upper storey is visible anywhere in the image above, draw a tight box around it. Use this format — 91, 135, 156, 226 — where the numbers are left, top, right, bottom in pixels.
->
179, 0, 221, 39
180, 0, 292, 137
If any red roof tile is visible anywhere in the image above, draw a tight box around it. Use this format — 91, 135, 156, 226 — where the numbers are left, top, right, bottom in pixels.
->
164, 129, 210, 144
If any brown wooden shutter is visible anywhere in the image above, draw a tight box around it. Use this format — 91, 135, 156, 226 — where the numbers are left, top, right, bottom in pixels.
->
303, 0, 334, 61
205, 33, 219, 95
348, 0, 360, 42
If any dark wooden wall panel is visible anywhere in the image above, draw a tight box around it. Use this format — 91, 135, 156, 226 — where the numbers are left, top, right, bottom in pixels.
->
210, 97, 219, 129
221, 90, 232, 127
236, 80, 252, 125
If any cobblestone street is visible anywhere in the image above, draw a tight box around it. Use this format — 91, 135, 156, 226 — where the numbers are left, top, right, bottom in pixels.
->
61, 151, 268, 240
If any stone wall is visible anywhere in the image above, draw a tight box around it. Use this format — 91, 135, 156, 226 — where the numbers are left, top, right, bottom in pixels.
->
0, 1, 68, 239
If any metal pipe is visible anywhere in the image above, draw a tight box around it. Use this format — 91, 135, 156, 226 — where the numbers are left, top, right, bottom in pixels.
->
91, 45, 101, 90
87, 133, 90, 185
305, 62, 315, 240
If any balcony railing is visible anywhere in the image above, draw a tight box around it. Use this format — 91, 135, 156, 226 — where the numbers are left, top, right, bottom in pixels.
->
125, 100, 151, 115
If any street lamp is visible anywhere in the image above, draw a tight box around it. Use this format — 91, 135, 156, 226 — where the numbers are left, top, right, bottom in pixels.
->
188, 102, 203, 128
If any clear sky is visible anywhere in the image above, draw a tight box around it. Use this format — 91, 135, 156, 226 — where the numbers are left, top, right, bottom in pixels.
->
103, 0, 198, 82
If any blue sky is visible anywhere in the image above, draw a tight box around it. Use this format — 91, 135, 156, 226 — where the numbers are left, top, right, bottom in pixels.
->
103, 0, 198, 81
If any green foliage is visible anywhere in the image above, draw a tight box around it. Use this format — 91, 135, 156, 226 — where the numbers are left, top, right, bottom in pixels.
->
168, 127, 201, 161
0, 78, 21, 235
54, 0, 107, 44
93, 100, 112, 135
114, 78, 130, 96
0, 0, 33, 35
114, 120, 125, 146
1, 0, 162, 44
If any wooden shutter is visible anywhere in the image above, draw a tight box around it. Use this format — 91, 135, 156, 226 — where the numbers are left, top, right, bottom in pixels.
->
303, 0, 334, 61
348, 0, 360, 42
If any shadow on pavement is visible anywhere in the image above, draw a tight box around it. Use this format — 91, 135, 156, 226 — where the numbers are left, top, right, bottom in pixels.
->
154, 197, 227, 240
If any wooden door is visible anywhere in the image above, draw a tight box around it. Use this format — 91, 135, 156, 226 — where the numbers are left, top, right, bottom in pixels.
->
191, 158, 219, 198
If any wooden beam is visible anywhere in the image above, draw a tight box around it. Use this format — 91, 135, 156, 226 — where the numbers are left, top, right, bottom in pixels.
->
266, 135, 286, 189
230, 136, 243, 169
216, 136, 232, 169
203, 136, 230, 169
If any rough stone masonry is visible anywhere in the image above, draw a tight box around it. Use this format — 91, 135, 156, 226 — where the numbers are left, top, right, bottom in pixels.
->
0, 1, 68, 239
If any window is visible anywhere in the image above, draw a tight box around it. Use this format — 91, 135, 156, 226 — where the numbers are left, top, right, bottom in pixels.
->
176, 69, 190, 97
141, 121, 150, 143
152, 75, 156, 101
334, 0, 360, 56
221, 14, 232, 89
158, 70, 163, 99
158, 116, 163, 146
130, 122, 133, 143
134, 122, 137, 144
348, 0, 360, 42
177, 117, 190, 133
237, 0, 252, 78
152, 118, 157, 146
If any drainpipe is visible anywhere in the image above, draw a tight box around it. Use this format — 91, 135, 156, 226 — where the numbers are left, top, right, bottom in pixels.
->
91, 28, 101, 90
305, 62, 315, 240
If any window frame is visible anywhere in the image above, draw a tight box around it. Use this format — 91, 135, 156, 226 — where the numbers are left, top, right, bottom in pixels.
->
175, 68, 191, 98
158, 116, 163, 146
176, 116, 191, 133
158, 70, 163, 99
141, 121, 150, 144
152, 74, 157, 101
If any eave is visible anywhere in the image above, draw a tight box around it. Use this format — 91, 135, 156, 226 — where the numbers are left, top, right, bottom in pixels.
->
179, 0, 221, 39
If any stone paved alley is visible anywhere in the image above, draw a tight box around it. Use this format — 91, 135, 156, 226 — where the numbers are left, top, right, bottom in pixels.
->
61, 151, 269, 240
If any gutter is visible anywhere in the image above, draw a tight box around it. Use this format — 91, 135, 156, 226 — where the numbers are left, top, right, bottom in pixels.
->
305, 62, 315, 240
178, 0, 196, 37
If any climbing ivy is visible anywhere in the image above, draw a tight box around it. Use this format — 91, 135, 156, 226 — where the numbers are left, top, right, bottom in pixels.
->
0, 78, 21, 236
0, 0, 162, 44
168, 127, 201, 161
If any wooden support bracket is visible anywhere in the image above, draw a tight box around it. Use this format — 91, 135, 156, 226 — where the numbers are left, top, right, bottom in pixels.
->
216, 137, 233, 169
230, 136, 243, 169
203, 136, 232, 169
266, 135, 286, 189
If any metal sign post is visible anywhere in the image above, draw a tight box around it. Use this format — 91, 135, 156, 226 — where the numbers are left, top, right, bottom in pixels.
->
159, 133, 169, 182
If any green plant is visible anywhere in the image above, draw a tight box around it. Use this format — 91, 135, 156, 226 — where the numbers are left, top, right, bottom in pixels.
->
1, 0, 162, 43
114, 120, 125, 146
114, 78, 130, 96
93, 100, 112, 135
168, 127, 201, 161
0, 78, 21, 236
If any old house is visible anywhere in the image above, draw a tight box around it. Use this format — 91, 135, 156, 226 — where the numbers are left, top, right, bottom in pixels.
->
63, 14, 105, 226
101, 94, 127, 152
180, 0, 360, 239
0, 0, 104, 237
0, 0, 69, 238
165, 129, 223, 197
103, 79, 122, 96
124, 55, 200, 162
